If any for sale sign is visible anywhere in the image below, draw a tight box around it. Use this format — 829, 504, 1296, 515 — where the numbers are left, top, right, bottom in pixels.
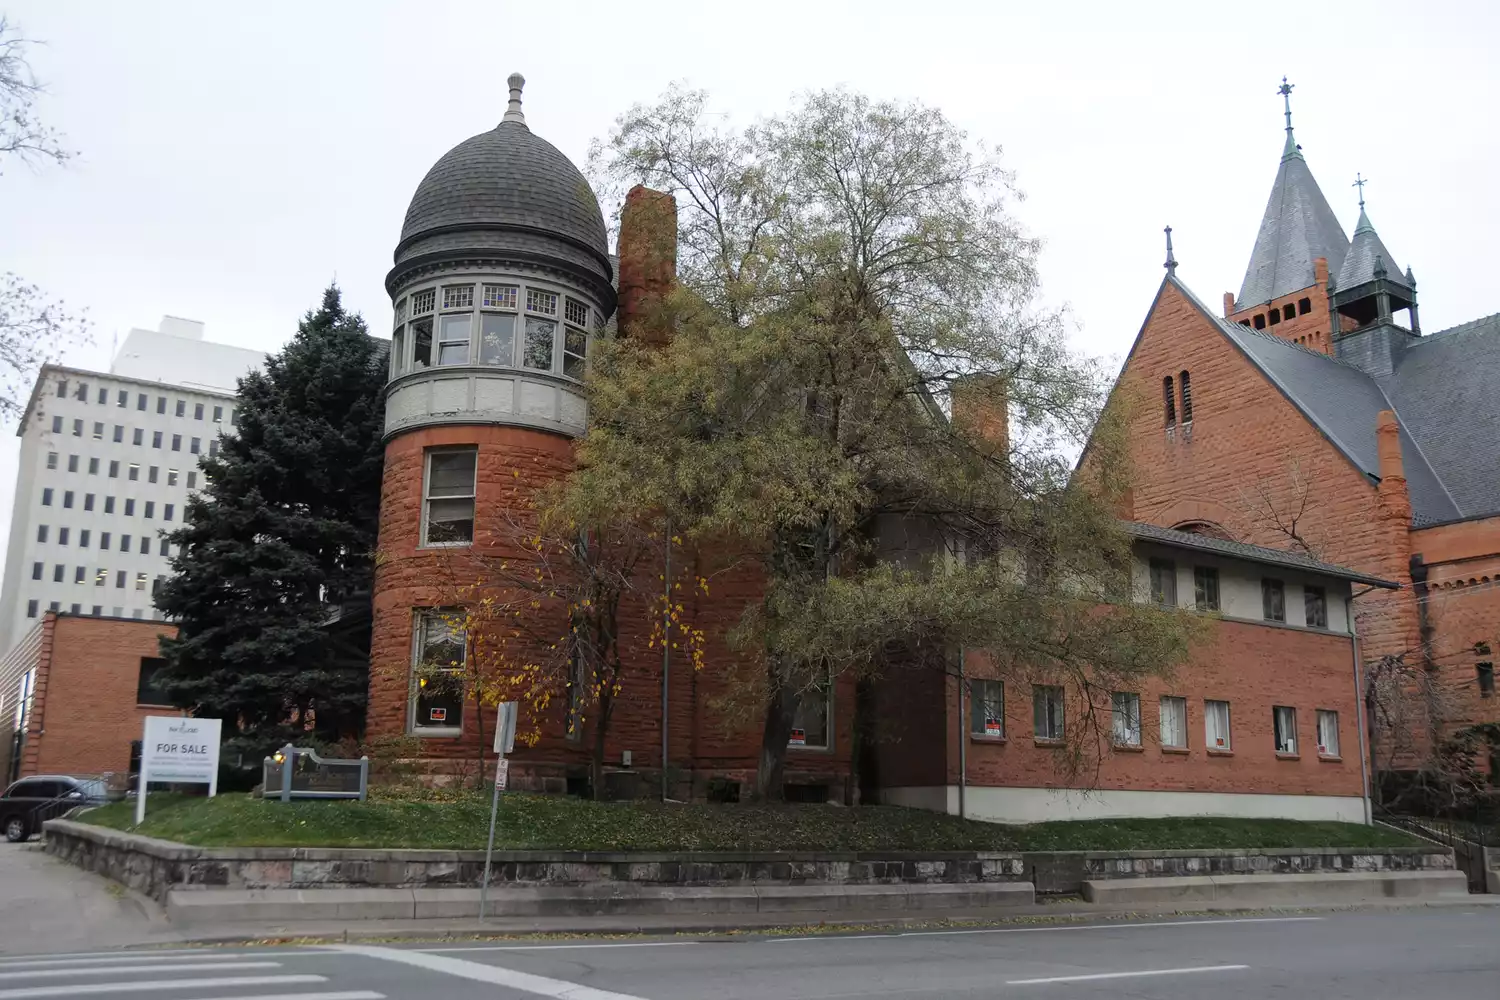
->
136, 715, 222, 824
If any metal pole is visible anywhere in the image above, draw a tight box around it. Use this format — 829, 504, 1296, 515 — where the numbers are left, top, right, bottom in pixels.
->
1347, 597, 1373, 825
957, 646, 967, 820
479, 752, 504, 920
661, 520, 671, 801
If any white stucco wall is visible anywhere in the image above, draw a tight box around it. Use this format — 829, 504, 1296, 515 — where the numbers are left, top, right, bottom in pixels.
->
882, 784, 1367, 825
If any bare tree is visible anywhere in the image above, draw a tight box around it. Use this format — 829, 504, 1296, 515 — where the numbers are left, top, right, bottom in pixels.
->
1, 17, 86, 419
1235, 455, 1325, 556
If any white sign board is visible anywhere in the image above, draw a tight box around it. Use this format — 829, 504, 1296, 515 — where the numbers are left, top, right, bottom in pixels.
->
135, 715, 222, 825
495, 757, 510, 790
494, 702, 518, 755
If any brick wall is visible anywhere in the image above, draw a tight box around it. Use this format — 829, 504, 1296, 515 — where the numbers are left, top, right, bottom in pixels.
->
22, 614, 178, 778
369, 423, 855, 796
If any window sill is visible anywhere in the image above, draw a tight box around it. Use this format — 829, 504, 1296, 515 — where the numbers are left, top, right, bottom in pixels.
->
1111, 743, 1144, 753
1317, 754, 1343, 762
410, 728, 462, 739
417, 542, 473, 551
1275, 752, 1301, 761
969, 734, 1007, 744
1160, 746, 1190, 755
787, 744, 833, 754
1033, 738, 1065, 748
135, 703, 175, 710
1206, 748, 1234, 757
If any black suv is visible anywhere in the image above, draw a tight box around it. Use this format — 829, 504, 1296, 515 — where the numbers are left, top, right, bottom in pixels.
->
0, 775, 108, 842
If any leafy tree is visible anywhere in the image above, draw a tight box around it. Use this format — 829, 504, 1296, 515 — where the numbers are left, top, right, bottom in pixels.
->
156, 286, 386, 757
1, 16, 85, 419
583, 86, 1197, 799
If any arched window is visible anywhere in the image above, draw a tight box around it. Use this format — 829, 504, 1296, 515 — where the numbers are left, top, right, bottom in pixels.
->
1179, 370, 1193, 423
1163, 375, 1176, 428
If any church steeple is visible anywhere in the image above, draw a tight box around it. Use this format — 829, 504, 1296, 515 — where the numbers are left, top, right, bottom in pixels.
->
1234, 78, 1350, 313
1331, 179, 1416, 333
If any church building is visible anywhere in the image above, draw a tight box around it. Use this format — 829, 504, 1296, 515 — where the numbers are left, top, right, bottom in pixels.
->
1109, 79, 1500, 786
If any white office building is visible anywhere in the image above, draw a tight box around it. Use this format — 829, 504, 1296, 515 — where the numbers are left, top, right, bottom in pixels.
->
0, 318, 266, 654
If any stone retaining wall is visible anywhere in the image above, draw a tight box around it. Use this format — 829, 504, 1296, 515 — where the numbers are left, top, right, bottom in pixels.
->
43, 818, 1454, 902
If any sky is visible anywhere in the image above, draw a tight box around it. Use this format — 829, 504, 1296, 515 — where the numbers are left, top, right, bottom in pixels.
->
1, 0, 1498, 561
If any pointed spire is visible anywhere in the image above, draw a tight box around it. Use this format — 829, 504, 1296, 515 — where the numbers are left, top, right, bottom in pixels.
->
1163, 226, 1178, 276
1278, 76, 1301, 160
1353, 172, 1367, 210
501, 72, 527, 127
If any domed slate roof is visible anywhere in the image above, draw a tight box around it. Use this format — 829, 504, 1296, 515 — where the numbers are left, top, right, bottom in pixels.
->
392, 75, 613, 293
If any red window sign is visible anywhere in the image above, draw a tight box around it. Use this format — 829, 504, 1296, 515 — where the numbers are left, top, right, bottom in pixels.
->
984, 718, 1002, 736
789, 729, 806, 746
429, 707, 448, 722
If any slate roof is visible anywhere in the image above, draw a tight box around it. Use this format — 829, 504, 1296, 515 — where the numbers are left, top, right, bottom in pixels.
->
1124, 521, 1399, 588
1169, 277, 1463, 526
1235, 151, 1350, 311
1334, 209, 1408, 292
1376, 312, 1500, 520
397, 120, 611, 282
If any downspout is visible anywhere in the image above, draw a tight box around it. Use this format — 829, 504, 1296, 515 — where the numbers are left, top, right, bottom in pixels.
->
1347, 594, 1373, 826
957, 646, 967, 819
661, 520, 671, 802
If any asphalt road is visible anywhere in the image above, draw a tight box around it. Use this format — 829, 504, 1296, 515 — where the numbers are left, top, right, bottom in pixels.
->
2, 908, 1498, 999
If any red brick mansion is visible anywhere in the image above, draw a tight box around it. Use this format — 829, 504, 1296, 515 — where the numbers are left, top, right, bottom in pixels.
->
359, 76, 1469, 823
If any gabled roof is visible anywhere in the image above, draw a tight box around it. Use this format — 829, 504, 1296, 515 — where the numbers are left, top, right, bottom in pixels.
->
1168, 277, 1461, 526
1235, 150, 1350, 311
1378, 312, 1500, 520
1334, 208, 1408, 292
1125, 521, 1399, 589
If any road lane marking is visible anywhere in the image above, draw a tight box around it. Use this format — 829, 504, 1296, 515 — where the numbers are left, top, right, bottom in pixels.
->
0, 975, 328, 998
766, 915, 1323, 943
423, 941, 697, 953
333, 944, 655, 1000
0, 961, 282, 980
1006, 963, 1249, 985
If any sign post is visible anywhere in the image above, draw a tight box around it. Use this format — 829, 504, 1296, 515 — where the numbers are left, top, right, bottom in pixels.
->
479, 702, 518, 920
135, 716, 222, 826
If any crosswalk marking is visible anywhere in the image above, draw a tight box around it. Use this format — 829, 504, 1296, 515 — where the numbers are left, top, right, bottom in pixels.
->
0, 960, 282, 980
0, 949, 214, 964
0, 955, 256, 971
166, 994, 383, 1000
0, 973, 329, 998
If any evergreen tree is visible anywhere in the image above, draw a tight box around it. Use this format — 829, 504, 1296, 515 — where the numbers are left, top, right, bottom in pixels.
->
156, 286, 386, 755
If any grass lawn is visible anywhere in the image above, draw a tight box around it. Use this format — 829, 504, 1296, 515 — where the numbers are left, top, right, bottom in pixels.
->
78, 791, 1425, 853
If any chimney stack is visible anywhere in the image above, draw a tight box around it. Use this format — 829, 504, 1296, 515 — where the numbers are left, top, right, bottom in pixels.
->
616, 185, 678, 346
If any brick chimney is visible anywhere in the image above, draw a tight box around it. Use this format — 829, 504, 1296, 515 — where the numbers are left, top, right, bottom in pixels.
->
615, 185, 677, 346
1375, 409, 1411, 523
1222, 292, 1235, 318
951, 375, 1009, 457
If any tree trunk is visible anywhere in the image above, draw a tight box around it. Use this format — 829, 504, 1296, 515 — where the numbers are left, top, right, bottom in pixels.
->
590, 691, 612, 801
754, 678, 800, 801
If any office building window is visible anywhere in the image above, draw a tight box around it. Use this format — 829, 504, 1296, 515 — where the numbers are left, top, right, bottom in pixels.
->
56, 379, 67, 398
163, 504, 174, 522
58, 527, 69, 545
175, 399, 185, 417
1205, 699, 1232, 750
72, 418, 82, 436
41, 487, 53, 506
116, 389, 127, 407
94, 568, 106, 587
113, 424, 123, 443
134, 572, 146, 591
212, 405, 223, 422
1160, 695, 1188, 748
137, 393, 147, 411
1273, 705, 1298, 754
1193, 566, 1219, 611
1033, 685, 1065, 741
45, 452, 57, 470
152, 431, 162, 449
187, 471, 197, 488
52, 564, 63, 582
1304, 586, 1328, 629
25, 600, 37, 618
84, 494, 94, 511
1316, 710, 1340, 757
67, 454, 78, 472
108, 460, 119, 478
36, 525, 47, 543
194, 402, 204, 420
159, 537, 170, 556
157, 396, 166, 414
1111, 692, 1142, 746
167, 469, 179, 486
104, 496, 115, 514
74, 381, 87, 400
132, 428, 143, 445
92, 421, 103, 440
30, 562, 41, 581
139, 536, 149, 554
100, 531, 110, 550
1262, 578, 1286, 622
171, 434, 181, 451
62, 490, 73, 508
87, 457, 98, 474
79, 529, 90, 547
120, 534, 130, 552
51, 416, 62, 433
144, 501, 155, 519
208, 439, 218, 458
190, 437, 200, 455
74, 565, 85, 584
969, 679, 1004, 738
148, 466, 158, 484
124, 499, 135, 516
128, 463, 139, 481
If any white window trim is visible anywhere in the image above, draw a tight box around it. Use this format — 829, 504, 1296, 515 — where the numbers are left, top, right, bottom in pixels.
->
420, 447, 477, 549
409, 610, 465, 737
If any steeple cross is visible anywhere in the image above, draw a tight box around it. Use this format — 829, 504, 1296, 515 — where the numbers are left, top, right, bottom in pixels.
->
1353, 172, 1367, 209
1278, 76, 1295, 133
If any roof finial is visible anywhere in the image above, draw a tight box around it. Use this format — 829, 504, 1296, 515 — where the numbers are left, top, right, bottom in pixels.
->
1163, 226, 1178, 276
1353, 172, 1367, 210
1278, 76, 1300, 159
502, 72, 527, 127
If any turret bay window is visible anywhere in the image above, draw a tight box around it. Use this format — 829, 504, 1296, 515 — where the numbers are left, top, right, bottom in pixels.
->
390, 280, 591, 379
423, 447, 477, 546
411, 611, 466, 735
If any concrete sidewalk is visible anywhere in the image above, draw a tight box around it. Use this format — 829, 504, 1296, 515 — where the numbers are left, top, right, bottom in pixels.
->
0, 843, 186, 954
